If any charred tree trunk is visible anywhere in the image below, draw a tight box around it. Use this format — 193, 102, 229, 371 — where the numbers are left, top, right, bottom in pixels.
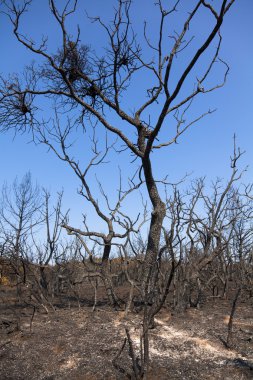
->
226, 287, 241, 348
101, 242, 120, 308
141, 156, 166, 373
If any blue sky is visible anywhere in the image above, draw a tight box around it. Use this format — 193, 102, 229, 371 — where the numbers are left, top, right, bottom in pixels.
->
0, 0, 253, 233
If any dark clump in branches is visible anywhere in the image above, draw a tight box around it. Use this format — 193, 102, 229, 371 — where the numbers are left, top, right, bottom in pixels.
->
0, 77, 36, 133
55, 41, 92, 84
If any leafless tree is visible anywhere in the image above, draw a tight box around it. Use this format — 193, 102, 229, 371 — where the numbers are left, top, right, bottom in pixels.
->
29, 189, 69, 298
0, 172, 41, 291
0, 0, 238, 376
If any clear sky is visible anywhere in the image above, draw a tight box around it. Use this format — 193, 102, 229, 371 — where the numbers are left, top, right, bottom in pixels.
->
0, 0, 253, 234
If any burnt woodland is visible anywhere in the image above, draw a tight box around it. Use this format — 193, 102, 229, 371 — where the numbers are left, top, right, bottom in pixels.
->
0, 1, 252, 379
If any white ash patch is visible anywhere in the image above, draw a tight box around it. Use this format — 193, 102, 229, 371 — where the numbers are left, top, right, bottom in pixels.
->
60, 355, 81, 370
150, 318, 247, 361
114, 316, 249, 363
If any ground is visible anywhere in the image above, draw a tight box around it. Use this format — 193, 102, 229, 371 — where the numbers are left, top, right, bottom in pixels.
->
0, 284, 252, 379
